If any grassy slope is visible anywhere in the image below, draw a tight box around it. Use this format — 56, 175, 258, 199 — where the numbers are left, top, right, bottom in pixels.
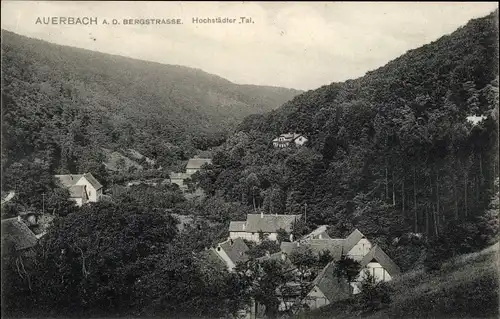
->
308, 243, 499, 319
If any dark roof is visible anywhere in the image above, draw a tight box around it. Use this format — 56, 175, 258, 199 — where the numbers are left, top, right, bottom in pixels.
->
245, 214, 302, 233
229, 221, 246, 232
68, 185, 88, 199
218, 237, 249, 265
282, 239, 344, 260
199, 249, 227, 271
1, 217, 38, 251
360, 245, 401, 277
186, 158, 212, 170
311, 261, 351, 303
55, 174, 83, 187
83, 173, 103, 190
343, 228, 365, 253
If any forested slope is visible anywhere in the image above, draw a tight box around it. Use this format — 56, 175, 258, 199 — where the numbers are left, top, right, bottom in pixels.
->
196, 10, 499, 267
0, 30, 301, 172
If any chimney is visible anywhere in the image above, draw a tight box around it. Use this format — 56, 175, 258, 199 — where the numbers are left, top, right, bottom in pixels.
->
319, 234, 323, 239
289, 233, 294, 242
260, 211, 264, 218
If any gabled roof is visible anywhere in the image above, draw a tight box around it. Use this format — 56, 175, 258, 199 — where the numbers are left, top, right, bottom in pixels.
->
55, 173, 102, 190
311, 261, 351, 303
1, 217, 38, 251
343, 228, 366, 253
360, 245, 401, 277
218, 237, 250, 266
245, 214, 302, 233
300, 225, 331, 241
280, 239, 344, 260
229, 221, 246, 232
68, 185, 88, 199
186, 158, 212, 170
201, 249, 227, 271
55, 174, 83, 187
83, 173, 103, 190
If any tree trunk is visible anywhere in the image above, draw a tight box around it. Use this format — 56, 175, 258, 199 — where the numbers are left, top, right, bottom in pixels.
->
454, 172, 458, 220
464, 173, 468, 217
425, 205, 429, 236
392, 170, 396, 206
385, 165, 389, 202
414, 166, 418, 233
401, 178, 405, 217
478, 152, 483, 186
436, 169, 440, 235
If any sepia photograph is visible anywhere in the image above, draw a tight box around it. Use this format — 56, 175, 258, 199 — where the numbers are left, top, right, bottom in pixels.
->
1, 1, 499, 319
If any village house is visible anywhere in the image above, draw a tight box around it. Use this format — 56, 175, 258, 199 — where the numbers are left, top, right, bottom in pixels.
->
303, 260, 351, 310
209, 237, 250, 271
272, 133, 308, 148
185, 157, 212, 175
351, 245, 402, 294
54, 173, 103, 206
229, 212, 302, 242
281, 228, 372, 262
1, 216, 38, 257
168, 172, 191, 191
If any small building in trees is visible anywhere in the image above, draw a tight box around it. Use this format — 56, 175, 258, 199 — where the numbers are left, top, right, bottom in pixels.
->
351, 245, 401, 294
272, 133, 308, 148
168, 172, 191, 191
283, 228, 372, 261
1, 216, 38, 256
210, 237, 250, 271
54, 173, 103, 206
303, 260, 352, 310
185, 157, 212, 175
229, 212, 302, 242
342, 229, 372, 261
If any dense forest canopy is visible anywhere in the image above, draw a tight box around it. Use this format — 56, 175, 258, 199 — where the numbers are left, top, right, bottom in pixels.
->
0, 29, 301, 171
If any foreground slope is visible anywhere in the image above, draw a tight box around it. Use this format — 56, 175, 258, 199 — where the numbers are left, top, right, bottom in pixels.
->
307, 243, 499, 319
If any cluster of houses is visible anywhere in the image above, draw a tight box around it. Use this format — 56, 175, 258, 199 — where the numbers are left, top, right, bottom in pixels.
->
207, 212, 401, 317
1, 172, 105, 260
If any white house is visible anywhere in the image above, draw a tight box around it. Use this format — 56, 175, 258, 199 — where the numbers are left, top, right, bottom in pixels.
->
185, 158, 212, 175
272, 133, 308, 148
342, 229, 372, 261
229, 212, 302, 242
210, 237, 249, 271
351, 245, 402, 294
55, 173, 103, 206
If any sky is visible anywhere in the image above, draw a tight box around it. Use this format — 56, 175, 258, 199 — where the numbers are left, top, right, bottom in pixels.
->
1, 1, 498, 90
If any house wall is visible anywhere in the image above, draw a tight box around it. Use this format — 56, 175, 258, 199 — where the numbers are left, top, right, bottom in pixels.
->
294, 137, 307, 146
76, 177, 99, 202
229, 231, 279, 242
71, 198, 83, 207
346, 238, 372, 261
213, 247, 236, 271
304, 286, 330, 310
170, 178, 187, 190
357, 262, 392, 283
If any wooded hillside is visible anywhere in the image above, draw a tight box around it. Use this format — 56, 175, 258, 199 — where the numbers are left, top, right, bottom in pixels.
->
1, 30, 301, 171
196, 10, 499, 263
